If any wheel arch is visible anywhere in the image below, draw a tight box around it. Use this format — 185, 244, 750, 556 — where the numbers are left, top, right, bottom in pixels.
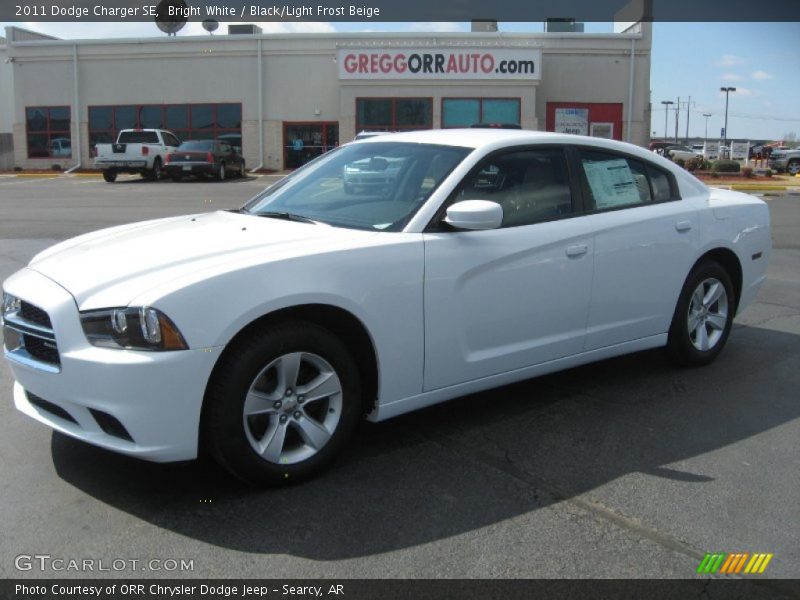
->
691, 247, 743, 309
200, 303, 380, 448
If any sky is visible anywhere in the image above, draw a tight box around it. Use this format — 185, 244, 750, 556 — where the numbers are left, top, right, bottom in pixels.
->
2, 20, 799, 141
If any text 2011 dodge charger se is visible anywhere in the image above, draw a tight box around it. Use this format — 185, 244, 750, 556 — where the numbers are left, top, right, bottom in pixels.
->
2, 130, 771, 485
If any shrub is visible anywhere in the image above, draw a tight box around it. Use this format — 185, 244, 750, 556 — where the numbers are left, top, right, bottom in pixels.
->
13, 166, 22, 172
673, 158, 686, 169
711, 159, 740, 173
742, 167, 753, 178
765, 169, 773, 178
711, 172, 720, 178
51, 164, 62, 171
685, 157, 710, 172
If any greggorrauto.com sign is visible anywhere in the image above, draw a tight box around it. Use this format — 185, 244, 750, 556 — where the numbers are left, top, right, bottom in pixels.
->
338, 48, 542, 80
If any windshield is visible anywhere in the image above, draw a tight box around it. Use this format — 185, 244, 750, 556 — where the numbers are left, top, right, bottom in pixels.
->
243, 142, 471, 231
178, 141, 214, 151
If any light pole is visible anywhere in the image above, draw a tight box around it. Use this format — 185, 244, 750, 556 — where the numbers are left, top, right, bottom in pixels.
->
702, 113, 711, 142
661, 100, 674, 143
720, 87, 736, 147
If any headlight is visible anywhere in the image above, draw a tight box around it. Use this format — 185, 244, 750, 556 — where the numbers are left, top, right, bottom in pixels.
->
2, 292, 21, 325
80, 306, 188, 351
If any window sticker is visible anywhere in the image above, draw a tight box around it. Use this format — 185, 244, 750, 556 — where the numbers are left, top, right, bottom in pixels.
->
583, 159, 640, 208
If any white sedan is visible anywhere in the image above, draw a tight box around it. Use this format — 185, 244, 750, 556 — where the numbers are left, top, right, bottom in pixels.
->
2, 130, 771, 485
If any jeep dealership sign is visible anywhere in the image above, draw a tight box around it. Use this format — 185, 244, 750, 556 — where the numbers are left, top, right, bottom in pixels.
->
338, 48, 542, 80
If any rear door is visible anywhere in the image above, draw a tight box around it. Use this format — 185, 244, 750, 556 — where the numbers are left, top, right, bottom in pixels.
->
422, 146, 595, 391
574, 147, 702, 350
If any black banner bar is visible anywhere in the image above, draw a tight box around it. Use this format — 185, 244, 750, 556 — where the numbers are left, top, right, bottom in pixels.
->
3, 579, 799, 600
2, 0, 800, 23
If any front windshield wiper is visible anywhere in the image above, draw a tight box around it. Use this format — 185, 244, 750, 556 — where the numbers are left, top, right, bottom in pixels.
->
255, 211, 319, 225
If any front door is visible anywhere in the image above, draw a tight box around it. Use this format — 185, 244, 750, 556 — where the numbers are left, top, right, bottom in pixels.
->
422, 147, 595, 391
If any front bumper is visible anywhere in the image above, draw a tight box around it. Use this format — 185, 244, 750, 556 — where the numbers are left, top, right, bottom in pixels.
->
767, 159, 787, 171
3, 268, 223, 462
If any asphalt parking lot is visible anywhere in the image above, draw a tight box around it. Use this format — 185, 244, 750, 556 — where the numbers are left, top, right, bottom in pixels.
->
0, 174, 798, 585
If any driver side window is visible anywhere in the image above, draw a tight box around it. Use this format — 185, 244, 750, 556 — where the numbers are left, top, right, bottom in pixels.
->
454, 148, 573, 227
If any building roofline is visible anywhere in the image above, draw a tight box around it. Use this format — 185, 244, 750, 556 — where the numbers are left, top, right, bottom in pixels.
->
7, 28, 643, 48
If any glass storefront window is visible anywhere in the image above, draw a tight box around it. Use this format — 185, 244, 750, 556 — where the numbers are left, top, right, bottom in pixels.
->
442, 98, 521, 127
26, 106, 71, 159
356, 98, 432, 132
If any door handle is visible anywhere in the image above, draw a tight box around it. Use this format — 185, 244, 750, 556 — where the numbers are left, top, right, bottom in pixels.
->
566, 244, 589, 258
675, 220, 693, 232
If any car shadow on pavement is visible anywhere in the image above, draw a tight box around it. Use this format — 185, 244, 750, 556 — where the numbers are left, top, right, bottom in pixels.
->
51, 322, 800, 560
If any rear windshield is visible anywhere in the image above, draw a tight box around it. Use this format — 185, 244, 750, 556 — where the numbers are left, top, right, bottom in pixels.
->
177, 141, 215, 151
117, 131, 160, 144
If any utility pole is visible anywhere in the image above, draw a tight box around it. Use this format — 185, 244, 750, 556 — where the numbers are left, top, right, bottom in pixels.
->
660, 100, 674, 143
703, 113, 711, 142
685, 96, 692, 144
675, 96, 680, 143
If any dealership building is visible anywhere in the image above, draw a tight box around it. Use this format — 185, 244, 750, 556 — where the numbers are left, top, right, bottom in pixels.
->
0, 21, 652, 171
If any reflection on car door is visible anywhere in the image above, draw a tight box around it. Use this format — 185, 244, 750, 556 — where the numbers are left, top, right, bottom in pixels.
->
576, 149, 702, 350
422, 147, 595, 391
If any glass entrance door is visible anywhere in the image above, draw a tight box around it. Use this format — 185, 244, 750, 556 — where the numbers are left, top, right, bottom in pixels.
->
283, 122, 339, 169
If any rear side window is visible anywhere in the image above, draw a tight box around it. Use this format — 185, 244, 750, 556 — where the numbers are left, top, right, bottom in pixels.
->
578, 150, 678, 210
118, 131, 159, 144
647, 166, 675, 202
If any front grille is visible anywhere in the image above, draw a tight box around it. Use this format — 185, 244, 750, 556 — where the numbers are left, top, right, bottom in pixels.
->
23, 334, 61, 366
3, 300, 61, 370
26, 391, 78, 424
20, 301, 52, 328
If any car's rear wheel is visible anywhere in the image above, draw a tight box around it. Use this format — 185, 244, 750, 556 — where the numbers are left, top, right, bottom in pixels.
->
146, 158, 162, 181
102, 169, 117, 183
204, 322, 362, 486
667, 260, 735, 366
217, 162, 226, 181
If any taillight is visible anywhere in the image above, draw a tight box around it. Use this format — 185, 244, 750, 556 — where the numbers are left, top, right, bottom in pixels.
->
141, 146, 149, 156
206, 152, 214, 163
164, 154, 171, 164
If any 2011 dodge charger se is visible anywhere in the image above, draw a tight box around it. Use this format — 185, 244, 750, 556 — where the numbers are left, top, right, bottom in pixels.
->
2, 130, 771, 485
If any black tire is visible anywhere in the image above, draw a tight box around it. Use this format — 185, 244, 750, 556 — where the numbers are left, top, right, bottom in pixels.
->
238, 160, 245, 178
148, 158, 163, 181
343, 183, 355, 194
217, 162, 226, 181
204, 321, 362, 486
667, 260, 736, 367
102, 169, 117, 183
788, 160, 800, 176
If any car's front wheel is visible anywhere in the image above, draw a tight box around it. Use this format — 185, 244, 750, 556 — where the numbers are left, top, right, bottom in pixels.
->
667, 260, 735, 366
787, 159, 800, 176
204, 322, 362, 486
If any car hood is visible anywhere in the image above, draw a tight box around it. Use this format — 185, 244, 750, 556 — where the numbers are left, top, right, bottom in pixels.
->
29, 210, 375, 309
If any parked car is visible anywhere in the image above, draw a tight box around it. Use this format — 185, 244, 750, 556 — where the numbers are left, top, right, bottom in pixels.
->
95, 129, 181, 182
648, 141, 672, 155
2, 130, 771, 485
691, 144, 705, 156
664, 145, 697, 162
164, 140, 245, 182
719, 145, 730, 159
48, 137, 72, 158
342, 154, 404, 194
768, 147, 800, 175
216, 133, 242, 154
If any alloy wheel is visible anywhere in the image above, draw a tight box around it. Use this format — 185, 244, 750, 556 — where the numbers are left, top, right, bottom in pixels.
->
687, 277, 729, 351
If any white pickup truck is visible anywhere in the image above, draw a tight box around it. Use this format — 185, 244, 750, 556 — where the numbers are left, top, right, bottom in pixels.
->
95, 129, 181, 182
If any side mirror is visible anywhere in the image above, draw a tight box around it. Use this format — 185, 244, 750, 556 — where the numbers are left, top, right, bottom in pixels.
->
444, 200, 503, 231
